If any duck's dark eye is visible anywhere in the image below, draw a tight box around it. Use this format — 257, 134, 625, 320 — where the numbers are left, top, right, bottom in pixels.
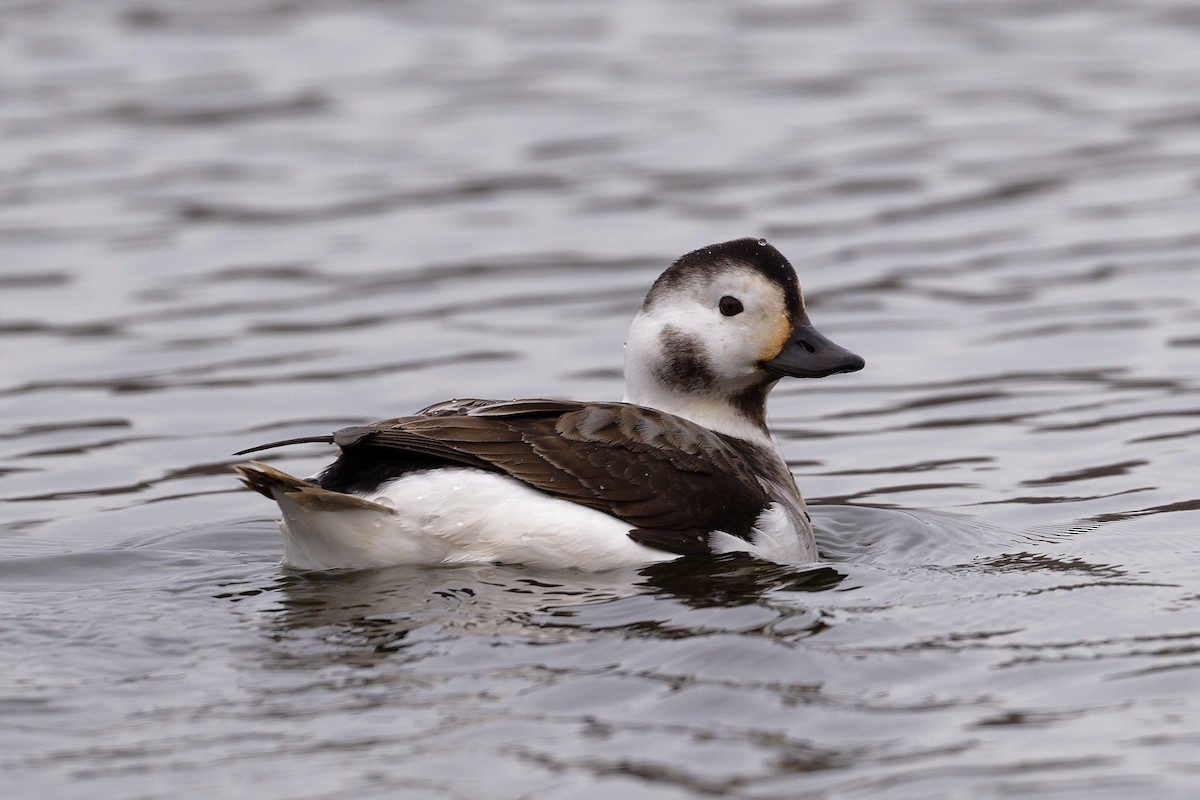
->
719, 296, 744, 317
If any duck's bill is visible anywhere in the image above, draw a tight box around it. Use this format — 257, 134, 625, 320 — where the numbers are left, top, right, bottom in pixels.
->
762, 325, 865, 379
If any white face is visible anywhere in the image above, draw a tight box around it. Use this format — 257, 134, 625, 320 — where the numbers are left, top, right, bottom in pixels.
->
624, 263, 797, 401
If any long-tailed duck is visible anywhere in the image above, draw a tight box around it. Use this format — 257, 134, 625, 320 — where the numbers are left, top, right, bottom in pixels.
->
235, 238, 864, 570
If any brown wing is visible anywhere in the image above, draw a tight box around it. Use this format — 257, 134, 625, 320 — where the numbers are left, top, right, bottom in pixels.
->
314, 399, 771, 545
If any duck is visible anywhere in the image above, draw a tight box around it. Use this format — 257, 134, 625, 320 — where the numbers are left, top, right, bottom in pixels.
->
235, 238, 864, 571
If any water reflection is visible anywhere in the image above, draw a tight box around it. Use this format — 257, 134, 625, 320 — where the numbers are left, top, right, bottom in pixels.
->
263, 563, 643, 653
639, 553, 846, 606
255, 553, 849, 675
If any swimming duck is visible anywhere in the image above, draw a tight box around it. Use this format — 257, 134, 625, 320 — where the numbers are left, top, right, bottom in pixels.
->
235, 238, 864, 570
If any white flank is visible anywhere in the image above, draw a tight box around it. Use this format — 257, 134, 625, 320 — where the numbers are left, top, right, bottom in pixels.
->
274, 468, 675, 571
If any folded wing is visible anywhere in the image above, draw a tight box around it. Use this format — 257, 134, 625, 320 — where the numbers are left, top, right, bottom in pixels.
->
293, 399, 773, 552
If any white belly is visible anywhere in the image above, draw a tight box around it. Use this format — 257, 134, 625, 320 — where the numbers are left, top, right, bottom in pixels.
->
275, 468, 677, 571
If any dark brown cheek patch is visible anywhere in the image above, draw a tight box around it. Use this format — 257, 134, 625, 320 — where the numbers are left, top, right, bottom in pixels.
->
656, 324, 715, 391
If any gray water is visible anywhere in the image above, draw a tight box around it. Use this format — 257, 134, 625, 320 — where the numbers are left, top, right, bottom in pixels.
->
3, 2, 1200, 798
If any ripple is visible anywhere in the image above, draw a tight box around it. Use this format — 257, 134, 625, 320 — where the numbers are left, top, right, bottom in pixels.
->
178, 175, 569, 224
814, 505, 1015, 565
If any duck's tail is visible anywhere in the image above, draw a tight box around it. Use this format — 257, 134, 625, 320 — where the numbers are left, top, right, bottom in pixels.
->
234, 461, 309, 499
233, 461, 390, 513
235, 461, 409, 569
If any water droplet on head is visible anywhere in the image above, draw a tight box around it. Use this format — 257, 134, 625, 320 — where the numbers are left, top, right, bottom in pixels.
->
756, 238, 767, 246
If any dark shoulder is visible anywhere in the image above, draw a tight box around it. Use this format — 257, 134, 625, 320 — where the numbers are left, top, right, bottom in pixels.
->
715, 432, 794, 491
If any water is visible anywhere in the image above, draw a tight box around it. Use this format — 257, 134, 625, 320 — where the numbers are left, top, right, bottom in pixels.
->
3, 1, 1200, 797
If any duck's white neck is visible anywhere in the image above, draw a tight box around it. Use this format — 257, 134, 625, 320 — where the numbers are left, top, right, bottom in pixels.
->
622, 381, 777, 448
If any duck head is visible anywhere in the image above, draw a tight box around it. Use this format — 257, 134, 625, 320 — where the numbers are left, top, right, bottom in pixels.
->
623, 238, 864, 441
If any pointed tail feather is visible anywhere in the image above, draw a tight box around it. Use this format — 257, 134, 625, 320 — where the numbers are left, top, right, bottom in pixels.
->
233, 435, 335, 457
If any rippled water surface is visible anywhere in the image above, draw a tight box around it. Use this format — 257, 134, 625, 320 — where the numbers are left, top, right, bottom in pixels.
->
4, 2, 1200, 797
